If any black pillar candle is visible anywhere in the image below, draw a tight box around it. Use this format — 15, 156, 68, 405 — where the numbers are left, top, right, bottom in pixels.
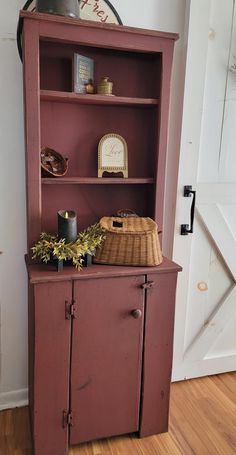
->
58, 210, 77, 243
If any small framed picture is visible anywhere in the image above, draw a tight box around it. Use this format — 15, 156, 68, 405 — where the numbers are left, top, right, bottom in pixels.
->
98, 133, 128, 178
73, 53, 94, 93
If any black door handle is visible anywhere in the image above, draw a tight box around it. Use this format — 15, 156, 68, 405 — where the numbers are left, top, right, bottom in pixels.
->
181, 185, 196, 235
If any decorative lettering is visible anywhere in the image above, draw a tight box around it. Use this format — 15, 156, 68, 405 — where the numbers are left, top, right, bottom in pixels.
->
93, 3, 100, 12
97, 10, 105, 18
100, 15, 108, 23
80, 0, 92, 10
80, 1, 112, 24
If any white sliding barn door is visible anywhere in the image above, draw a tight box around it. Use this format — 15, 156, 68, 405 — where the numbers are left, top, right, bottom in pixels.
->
173, 0, 236, 380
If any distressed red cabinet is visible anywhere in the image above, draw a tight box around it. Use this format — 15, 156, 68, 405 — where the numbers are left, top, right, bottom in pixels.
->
28, 262, 180, 454
21, 10, 181, 455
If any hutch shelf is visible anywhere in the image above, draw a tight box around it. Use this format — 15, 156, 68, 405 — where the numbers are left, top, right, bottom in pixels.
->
21, 10, 181, 455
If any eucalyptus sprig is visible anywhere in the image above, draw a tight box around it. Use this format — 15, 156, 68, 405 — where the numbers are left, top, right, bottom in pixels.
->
31, 223, 106, 269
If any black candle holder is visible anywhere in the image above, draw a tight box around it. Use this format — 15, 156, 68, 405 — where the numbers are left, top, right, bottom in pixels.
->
83, 253, 93, 267
57, 259, 64, 272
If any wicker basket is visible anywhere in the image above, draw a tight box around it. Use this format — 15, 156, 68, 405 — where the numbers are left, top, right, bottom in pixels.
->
41, 147, 68, 177
94, 216, 163, 266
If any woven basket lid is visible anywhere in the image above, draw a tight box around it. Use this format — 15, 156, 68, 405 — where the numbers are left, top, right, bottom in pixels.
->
100, 217, 158, 234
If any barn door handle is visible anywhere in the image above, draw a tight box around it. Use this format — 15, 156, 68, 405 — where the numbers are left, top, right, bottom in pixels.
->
181, 185, 196, 235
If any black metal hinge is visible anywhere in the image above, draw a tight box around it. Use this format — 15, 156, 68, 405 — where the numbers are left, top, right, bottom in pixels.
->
62, 410, 73, 428
141, 281, 154, 290
65, 300, 76, 320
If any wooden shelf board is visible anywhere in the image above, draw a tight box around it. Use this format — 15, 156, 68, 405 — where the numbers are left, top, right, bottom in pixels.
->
40, 90, 159, 107
41, 177, 155, 185
27, 257, 182, 284
20, 11, 179, 42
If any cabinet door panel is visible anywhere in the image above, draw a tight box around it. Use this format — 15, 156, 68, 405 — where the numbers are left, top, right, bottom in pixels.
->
140, 272, 178, 437
70, 275, 145, 444
33, 281, 72, 455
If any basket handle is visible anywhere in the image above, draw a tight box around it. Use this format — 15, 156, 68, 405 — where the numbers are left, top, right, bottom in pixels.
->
116, 209, 138, 218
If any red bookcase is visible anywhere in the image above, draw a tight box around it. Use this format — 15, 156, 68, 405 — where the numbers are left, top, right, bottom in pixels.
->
21, 11, 181, 455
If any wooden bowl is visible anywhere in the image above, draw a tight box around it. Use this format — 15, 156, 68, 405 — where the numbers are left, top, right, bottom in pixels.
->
41, 147, 68, 177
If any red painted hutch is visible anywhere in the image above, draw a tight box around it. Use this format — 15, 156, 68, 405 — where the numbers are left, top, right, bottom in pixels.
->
21, 10, 181, 455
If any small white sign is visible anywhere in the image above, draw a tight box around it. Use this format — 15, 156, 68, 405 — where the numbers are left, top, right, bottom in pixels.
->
102, 137, 125, 167
98, 133, 128, 178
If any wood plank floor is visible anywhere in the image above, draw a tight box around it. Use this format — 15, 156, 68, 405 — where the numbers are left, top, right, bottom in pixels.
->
0, 372, 235, 455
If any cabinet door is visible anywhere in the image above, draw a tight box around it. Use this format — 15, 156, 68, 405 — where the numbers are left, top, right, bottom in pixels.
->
140, 272, 178, 437
70, 275, 145, 444
33, 281, 72, 455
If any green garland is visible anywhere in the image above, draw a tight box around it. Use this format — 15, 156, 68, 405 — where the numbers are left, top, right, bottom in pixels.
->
31, 223, 106, 269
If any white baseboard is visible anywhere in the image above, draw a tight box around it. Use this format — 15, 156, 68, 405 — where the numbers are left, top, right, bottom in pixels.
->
0, 388, 28, 410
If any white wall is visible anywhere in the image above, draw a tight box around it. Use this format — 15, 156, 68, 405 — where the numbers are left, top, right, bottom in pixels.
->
0, 0, 28, 409
0, 0, 186, 409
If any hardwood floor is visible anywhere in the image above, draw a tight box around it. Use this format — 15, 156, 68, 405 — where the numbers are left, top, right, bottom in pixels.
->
0, 372, 235, 455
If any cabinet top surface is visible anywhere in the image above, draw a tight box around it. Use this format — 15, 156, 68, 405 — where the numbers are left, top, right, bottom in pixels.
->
27, 257, 182, 284
20, 10, 179, 42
